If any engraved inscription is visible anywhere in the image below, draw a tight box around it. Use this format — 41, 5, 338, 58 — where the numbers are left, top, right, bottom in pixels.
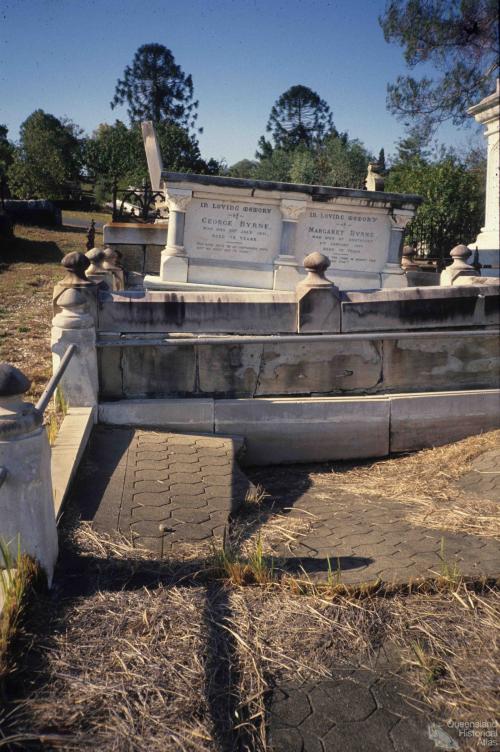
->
184, 199, 281, 263
297, 209, 390, 272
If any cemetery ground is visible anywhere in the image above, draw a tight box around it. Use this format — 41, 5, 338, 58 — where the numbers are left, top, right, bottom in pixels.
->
0, 222, 499, 751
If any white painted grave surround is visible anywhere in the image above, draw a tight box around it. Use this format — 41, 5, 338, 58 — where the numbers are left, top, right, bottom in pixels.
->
141, 124, 421, 292
467, 79, 500, 276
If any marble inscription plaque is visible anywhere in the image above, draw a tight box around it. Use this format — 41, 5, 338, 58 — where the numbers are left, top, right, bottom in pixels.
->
184, 198, 281, 264
296, 209, 391, 272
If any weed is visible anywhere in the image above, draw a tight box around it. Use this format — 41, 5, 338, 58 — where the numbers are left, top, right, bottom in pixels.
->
54, 386, 69, 416
0, 537, 46, 680
436, 537, 462, 588
244, 483, 269, 509
410, 639, 446, 685
208, 531, 275, 586
326, 556, 342, 588
46, 414, 59, 446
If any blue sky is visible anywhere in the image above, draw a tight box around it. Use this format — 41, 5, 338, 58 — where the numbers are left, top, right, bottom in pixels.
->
0, 0, 483, 165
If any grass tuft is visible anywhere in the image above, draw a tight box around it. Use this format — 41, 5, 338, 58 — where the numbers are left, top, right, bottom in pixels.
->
0, 537, 46, 682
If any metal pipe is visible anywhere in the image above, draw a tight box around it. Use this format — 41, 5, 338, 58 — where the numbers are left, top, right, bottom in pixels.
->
96, 329, 500, 348
35, 344, 77, 414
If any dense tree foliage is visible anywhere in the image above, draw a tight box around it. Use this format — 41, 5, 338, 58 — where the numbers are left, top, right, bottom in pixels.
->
84, 120, 219, 201
0, 125, 14, 180
385, 147, 484, 255
229, 132, 371, 189
8, 110, 82, 199
226, 159, 259, 179
380, 0, 499, 132
111, 43, 200, 132
258, 85, 336, 156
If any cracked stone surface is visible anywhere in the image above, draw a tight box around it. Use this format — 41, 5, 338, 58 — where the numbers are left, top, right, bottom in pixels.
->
268, 670, 463, 752
72, 426, 253, 555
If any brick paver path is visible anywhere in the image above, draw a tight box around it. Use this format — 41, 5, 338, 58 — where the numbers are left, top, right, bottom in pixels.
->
64, 433, 500, 751
72, 426, 253, 555
247, 466, 500, 585
283, 494, 499, 584
457, 447, 500, 500
268, 671, 462, 752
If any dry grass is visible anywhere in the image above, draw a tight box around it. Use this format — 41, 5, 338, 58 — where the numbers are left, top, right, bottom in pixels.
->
0, 223, 102, 403
62, 210, 111, 225
0, 548, 46, 684
2, 525, 498, 751
312, 430, 500, 538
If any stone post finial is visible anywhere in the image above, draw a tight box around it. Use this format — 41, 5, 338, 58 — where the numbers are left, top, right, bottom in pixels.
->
52, 287, 93, 329
61, 251, 93, 286
85, 247, 106, 274
0, 363, 42, 439
296, 253, 340, 332
102, 247, 125, 290
0, 363, 31, 397
401, 244, 418, 270
450, 244, 471, 263
51, 287, 98, 410
298, 252, 334, 290
440, 244, 479, 286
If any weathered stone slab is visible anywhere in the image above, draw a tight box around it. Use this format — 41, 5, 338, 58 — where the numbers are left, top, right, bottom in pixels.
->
97, 290, 297, 334
98, 346, 123, 398
341, 284, 499, 331
382, 335, 500, 392
214, 396, 390, 464
144, 244, 162, 275
121, 345, 196, 397
197, 343, 262, 395
196, 340, 382, 397
98, 398, 214, 433
390, 389, 500, 452
255, 340, 382, 396
107, 244, 145, 273
103, 223, 168, 246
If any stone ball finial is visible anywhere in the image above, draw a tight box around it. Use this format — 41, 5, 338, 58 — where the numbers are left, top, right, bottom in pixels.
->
61, 251, 92, 284
86, 247, 106, 264
450, 244, 471, 261
0, 363, 31, 397
304, 252, 331, 275
297, 252, 335, 292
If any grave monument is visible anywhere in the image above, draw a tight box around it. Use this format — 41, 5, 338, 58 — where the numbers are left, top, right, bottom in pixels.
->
140, 122, 422, 292
467, 79, 500, 277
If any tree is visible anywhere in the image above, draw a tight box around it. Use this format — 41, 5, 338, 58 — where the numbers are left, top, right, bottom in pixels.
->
380, 0, 499, 132
253, 133, 371, 188
392, 128, 433, 163
8, 110, 82, 199
226, 159, 259, 178
377, 148, 386, 172
84, 120, 139, 184
83, 120, 220, 201
261, 85, 336, 152
0, 125, 14, 179
385, 148, 484, 257
111, 43, 200, 132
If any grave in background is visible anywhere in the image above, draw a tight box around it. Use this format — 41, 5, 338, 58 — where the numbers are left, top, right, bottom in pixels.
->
468, 78, 500, 277
140, 123, 422, 292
